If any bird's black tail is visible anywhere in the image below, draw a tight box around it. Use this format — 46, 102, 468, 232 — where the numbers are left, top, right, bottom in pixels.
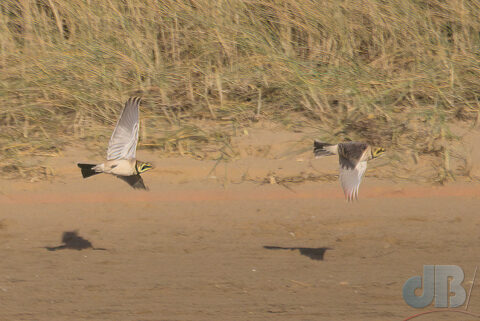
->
77, 164, 100, 178
313, 140, 335, 157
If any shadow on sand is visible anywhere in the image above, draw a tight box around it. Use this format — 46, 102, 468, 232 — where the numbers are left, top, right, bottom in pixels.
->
45, 231, 106, 251
263, 246, 330, 261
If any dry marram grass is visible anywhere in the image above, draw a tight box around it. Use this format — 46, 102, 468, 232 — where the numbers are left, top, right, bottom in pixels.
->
1, 0, 480, 181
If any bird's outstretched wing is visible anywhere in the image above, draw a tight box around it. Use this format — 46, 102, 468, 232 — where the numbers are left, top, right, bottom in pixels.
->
339, 160, 367, 201
107, 97, 141, 160
116, 174, 148, 190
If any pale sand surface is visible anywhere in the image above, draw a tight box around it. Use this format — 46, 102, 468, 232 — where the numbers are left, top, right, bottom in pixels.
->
1, 146, 480, 321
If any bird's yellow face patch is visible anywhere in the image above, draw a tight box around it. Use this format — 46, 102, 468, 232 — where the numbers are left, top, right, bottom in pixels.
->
138, 162, 153, 173
372, 147, 385, 158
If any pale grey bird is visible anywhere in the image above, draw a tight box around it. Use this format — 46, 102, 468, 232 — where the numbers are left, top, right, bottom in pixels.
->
313, 141, 385, 201
77, 97, 153, 190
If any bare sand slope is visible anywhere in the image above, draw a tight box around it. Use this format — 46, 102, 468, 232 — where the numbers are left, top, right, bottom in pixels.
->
1, 152, 480, 321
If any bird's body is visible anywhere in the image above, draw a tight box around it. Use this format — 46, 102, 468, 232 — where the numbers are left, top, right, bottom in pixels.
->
77, 97, 153, 190
314, 141, 385, 201
94, 159, 137, 176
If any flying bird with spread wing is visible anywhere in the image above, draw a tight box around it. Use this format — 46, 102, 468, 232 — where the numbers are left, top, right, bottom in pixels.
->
77, 97, 153, 190
314, 141, 385, 201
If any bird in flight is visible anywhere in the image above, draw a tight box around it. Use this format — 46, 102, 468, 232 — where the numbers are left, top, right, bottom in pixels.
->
77, 97, 153, 190
314, 141, 385, 201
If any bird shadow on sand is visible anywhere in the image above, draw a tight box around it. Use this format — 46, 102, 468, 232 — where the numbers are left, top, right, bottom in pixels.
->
45, 231, 106, 251
263, 246, 331, 261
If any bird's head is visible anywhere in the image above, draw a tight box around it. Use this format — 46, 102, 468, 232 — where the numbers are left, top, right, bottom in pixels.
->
137, 161, 154, 173
372, 147, 386, 158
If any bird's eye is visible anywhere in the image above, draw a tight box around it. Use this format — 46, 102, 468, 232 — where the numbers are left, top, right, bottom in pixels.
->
374, 148, 385, 156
